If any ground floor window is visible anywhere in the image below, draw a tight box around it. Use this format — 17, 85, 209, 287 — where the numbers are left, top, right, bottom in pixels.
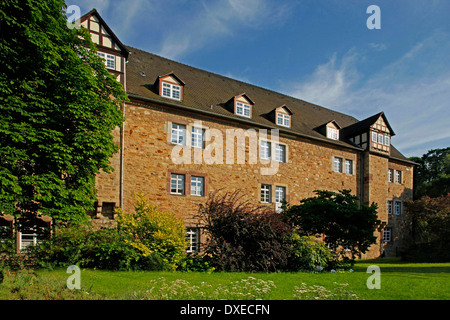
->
383, 227, 392, 242
186, 228, 199, 253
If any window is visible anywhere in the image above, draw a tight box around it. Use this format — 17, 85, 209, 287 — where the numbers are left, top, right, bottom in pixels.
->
98, 52, 115, 69
344, 159, 353, 174
327, 128, 339, 140
171, 123, 186, 145
261, 184, 272, 203
186, 228, 199, 253
276, 113, 290, 127
378, 133, 384, 144
334, 157, 343, 173
275, 186, 286, 212
236, 102, 251, 118
170, 173, 185, 195
372, 132, 378, 142
162, 82, 181, 100
394, 200, 402, 215
191, 127, 205, 149
395, 170, 402, 184
388, 200, 393, 215
190, 176, 204, 196
383, 228, 392, 242
275, 144, 286, 162
388, 169, 394, 182
384, 135, 390, 146
260, 141, 271, 160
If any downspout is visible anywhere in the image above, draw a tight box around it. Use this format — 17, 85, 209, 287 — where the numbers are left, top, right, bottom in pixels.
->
120, 59, 127, 209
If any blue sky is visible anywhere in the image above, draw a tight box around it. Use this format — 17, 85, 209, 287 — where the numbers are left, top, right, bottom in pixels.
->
72, 0, 450, 158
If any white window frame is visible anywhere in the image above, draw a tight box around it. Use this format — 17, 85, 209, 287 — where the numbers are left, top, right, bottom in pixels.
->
395, 170, 402, 184
327, 128, 339, 140
344, 159, 353, 174
260, 140, 271, 160
236, 102, 251, 118
334, 157, 343, 173
186, 228, 199, 253
388, 169, 394, 182
394, 200, 402, 215
276, 113, 290, 127
191, 127, 205, 149
274, 144, 286, 163
384, 135, 390, 146
372, 131, 378, 142
190, 176, 204, 197
275, 186, 286, 212
261, 184, 272, 203
162, 82, 181, 101
171, 123, 186, 146
98, 51, 115, 69
170, 173, 185, 195
383, 228, 391, 242
378, 133, 384, 144
388, 200, 393, 215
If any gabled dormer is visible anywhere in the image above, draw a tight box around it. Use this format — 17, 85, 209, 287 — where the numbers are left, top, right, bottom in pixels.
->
226, 93, 254, 118
154, 72, 185, 101
315, 120, 341, 141
80, 9, 129, 87
274, 105, 293, 128
342, 112, 395, 155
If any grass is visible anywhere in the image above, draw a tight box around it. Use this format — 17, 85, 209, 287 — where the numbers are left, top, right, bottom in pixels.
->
1, 258, 449, 300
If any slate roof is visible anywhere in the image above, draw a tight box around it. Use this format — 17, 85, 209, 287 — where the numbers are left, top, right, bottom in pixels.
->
124, 45, 412, 164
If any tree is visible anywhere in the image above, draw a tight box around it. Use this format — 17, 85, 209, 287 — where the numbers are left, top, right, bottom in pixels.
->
0, 0, 127, 224
400, 194, 450, 262
410, 147, 450, 199
283, 190, 380, 260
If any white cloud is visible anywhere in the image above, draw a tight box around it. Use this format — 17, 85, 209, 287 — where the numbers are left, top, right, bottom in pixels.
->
157, 0, 293, 59
285, 31, 450, 157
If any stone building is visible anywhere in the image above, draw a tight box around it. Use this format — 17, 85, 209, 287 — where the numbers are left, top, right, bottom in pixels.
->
81, 9, 415, 259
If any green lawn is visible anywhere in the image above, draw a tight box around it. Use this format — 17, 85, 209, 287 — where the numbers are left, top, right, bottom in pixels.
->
2, 258, 449, 300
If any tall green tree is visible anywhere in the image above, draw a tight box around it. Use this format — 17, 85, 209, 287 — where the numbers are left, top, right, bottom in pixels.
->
410, 147, 450, 199
0, 0, 127, 224
283, 190, 380, 260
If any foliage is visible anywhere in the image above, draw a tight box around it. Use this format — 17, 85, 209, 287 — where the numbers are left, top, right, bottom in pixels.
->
400, 194, 450, 262
283, 190, 380, 260
197, 190, 293, 272
0, 0, 127, 224
127, 276, 276, 300
115, 194, 187, 270
410, 147, 450, 199
28, 224, 142, 270
0, 269, 104, 300
293, 282, 359, 300
286, 233, 332, 271
177, 253, 215, 273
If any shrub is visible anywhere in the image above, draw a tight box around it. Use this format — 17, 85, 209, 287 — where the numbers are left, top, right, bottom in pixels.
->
287, 233, 332, 271
197, 190, 292, 272
115, 194, 187, 270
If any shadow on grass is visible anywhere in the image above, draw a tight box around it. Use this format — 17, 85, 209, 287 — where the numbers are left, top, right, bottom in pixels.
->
354, 258, 450, 274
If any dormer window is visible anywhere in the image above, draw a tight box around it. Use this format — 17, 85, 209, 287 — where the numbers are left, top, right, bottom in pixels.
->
327, 127, 339, 140
236, 102, 251, 118
162, 82, 181, 100
227, 93, 254, 119
156, 72, 185, 101
273, 105, 293, 128
277, 113, 290, 127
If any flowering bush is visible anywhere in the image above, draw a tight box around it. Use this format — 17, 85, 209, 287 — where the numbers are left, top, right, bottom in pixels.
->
116, 194, 187, 270
293, 282, 359, 300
